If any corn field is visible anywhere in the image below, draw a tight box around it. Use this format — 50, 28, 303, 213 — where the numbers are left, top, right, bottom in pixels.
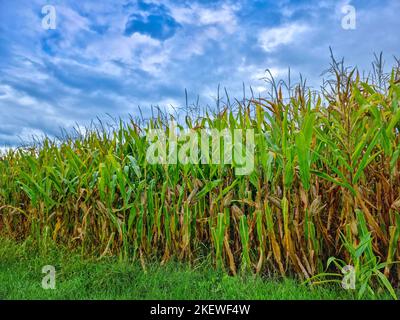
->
1, 60, 400, 289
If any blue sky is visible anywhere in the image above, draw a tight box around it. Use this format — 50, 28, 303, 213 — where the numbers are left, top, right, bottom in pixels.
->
0, 0, 399, 146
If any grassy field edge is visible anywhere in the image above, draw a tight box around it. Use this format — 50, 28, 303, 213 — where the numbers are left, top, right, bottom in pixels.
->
0, 237, 361, 300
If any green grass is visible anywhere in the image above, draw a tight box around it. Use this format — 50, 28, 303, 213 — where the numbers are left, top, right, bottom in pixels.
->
0, 237, 356, 300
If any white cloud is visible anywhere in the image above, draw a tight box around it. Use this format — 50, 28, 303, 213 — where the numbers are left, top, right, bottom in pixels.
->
170, 3, 239, 33
46, 6, 93, 51
158, 97, 181, 113
237, 57, 288, 85
255, 86, 266, 94
84, 32, 163, 74
0, 146, 7, 154
86, 35, 138, 63
259, 23, 310, 52
0, 85, 37, 107
59, 6, 91, 33
18, 127, 47, 141
197, 4, 237, 27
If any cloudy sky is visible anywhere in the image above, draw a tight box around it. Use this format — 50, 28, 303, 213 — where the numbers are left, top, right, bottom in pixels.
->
0, 0, 399, 147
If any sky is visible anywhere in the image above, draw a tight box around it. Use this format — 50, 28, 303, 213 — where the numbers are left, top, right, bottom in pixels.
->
0, 0, 399, 147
